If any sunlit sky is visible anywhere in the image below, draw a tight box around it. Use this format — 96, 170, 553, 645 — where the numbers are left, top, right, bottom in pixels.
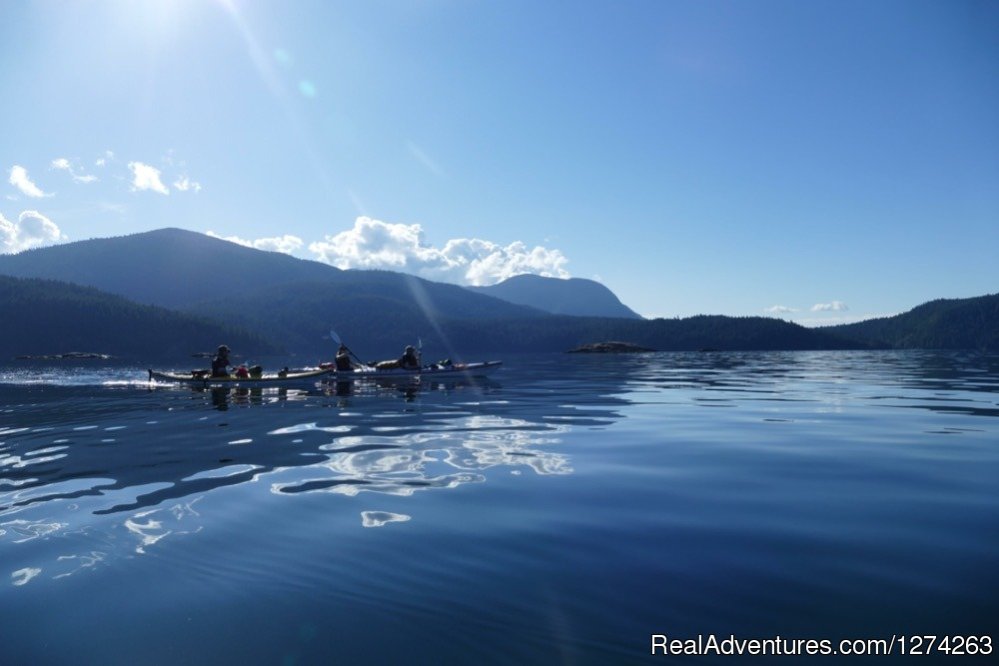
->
2, 0, 997, 324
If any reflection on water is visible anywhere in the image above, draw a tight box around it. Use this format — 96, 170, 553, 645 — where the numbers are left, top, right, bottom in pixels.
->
272, 414, 571, 498
124, 498, 204, 554
361, 510, 412, 528
1, 366, 613, 582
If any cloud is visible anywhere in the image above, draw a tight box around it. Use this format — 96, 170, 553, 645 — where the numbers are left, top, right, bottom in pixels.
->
206, 231, 303, 254
128, 161, 169, 195
308, 216, 570, 286
173, 175, 202, 193
1, 210, 66, 253
8, 166, 48, 198
765, 305, 797, 315
95, 150, 115, 167
51, 158, 98, 184
811, 301, 849, 312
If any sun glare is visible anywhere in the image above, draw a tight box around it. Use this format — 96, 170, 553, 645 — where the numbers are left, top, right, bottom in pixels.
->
110, 0, 207, 41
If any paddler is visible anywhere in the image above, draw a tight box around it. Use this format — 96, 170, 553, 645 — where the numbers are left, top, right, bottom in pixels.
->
399, 345, 420, 370
335, 344, 354, 371
211, 345, 232, 377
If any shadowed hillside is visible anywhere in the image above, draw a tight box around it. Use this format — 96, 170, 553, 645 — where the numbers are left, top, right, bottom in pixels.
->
0, 275, 279, 360
469, 275, 643, 319
825, 293, 999, 350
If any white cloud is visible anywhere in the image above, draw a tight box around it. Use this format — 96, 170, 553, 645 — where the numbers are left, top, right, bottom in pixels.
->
173, 175, 202, 193
8, 166, 48, 198
765, 305, 797, 315
811, 301, 849, 312
95, 150, 114, 167
1, 210, 66, 253
128, 161, 169, 195
307, 216, 570, 286
206, 231, 303, 255
51, 158, 98, 184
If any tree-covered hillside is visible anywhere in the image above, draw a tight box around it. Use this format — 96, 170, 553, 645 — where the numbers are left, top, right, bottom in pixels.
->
0, 276, 279, 360
825, 293, 999, 350
183, 271, 548, 354
436, 314, 865, 355
188, 277, 867, 357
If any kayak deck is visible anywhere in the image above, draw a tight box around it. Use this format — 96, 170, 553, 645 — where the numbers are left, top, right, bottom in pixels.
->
148, 367, 333, 386
322, 360, 503, 381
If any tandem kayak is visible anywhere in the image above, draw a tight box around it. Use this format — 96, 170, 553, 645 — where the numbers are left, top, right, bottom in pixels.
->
319, 360, 503, 381
148, 367, 333, 386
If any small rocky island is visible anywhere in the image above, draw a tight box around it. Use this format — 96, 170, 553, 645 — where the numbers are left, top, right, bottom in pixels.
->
567, 341, 657, 354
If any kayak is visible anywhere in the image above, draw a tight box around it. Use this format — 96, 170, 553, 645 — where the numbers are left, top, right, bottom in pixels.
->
148, 367, 333, 386
319, 360, 503, 381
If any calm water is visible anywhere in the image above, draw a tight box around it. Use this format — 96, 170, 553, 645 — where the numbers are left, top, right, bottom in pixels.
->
1, 351, 997, 664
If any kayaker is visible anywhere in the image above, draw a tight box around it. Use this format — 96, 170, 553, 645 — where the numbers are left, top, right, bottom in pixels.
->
373, 344, 421, 370
399, 345, 420, 370
211, 345, 231, 377
335, 344, 354, 371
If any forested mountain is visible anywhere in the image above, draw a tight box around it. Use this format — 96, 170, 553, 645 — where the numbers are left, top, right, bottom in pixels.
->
0, 276, 278, 360
0, 228, 340, 309
468, 275, 643, 319
825, 293, 999, 350
0, 271, 859, 360
430, 314, 864, 356
1, 228, 994, 358
185, 271, 548, 355
186, 284, 867, 357
0, 228, 647, 321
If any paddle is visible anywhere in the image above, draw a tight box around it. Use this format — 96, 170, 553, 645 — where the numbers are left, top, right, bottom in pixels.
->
330, 329, 367, 366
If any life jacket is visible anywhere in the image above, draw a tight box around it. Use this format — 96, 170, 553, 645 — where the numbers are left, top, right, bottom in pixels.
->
211, 355, 229, 377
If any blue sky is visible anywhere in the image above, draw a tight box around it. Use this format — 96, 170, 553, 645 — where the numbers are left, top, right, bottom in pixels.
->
2, 0, 996, 324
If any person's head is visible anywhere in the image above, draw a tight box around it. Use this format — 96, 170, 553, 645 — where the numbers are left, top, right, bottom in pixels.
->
405, 345, 415, 354
339, 344, 348, 352
218, 344, 230, 355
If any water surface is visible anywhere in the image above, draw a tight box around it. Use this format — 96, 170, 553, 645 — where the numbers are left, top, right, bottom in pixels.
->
2, 351, 997, 663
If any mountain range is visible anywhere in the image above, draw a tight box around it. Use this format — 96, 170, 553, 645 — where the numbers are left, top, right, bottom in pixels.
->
0, 228, 996, 360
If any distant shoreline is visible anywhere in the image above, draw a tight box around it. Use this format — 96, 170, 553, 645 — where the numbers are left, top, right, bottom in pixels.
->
15, 352, 112, 360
